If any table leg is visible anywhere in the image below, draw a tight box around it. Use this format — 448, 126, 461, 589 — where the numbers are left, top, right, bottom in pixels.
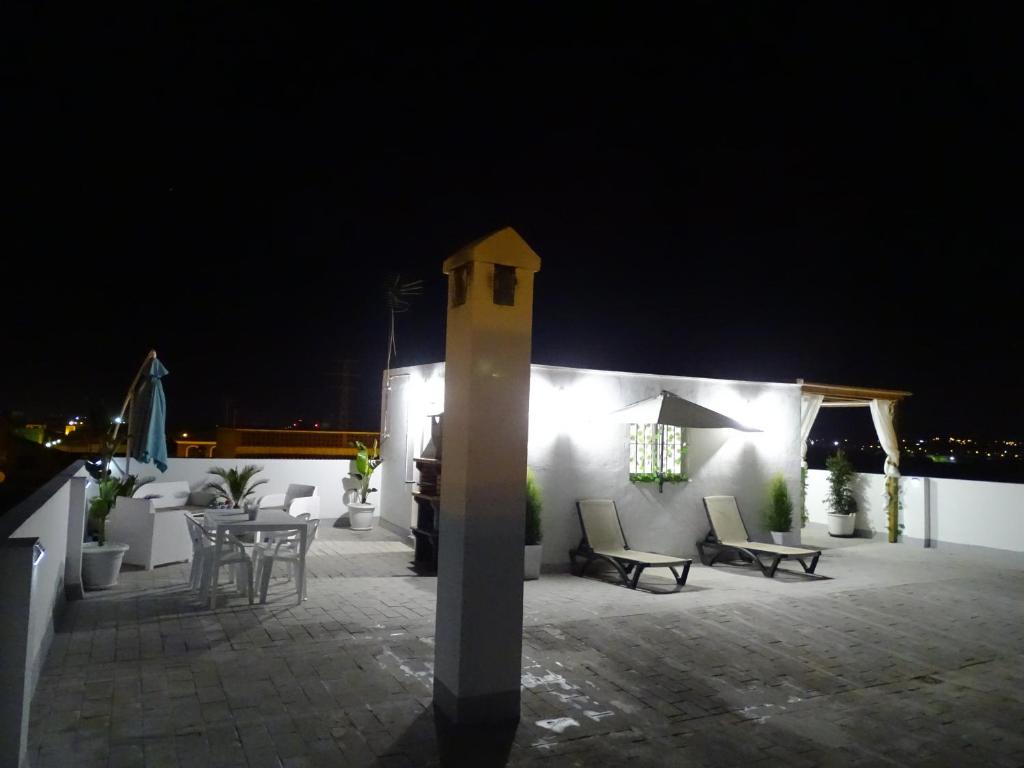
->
209, 526, 223, 610
297, 527, 307, 605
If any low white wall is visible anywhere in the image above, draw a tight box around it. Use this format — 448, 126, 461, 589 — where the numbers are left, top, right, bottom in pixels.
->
11, 483, 71, 700
806, 468, 889, 535
382, 363, 803, 563
134, 457, 381, 521
806, 469, 1024, 552
1, 463, 85, 767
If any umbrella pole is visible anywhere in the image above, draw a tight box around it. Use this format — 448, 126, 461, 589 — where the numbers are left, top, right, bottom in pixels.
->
110, 349, 158, 476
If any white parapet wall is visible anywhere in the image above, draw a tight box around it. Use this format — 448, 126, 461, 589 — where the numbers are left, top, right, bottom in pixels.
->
381, 363, 803, 565
805, 469, 1024, 552
131, 457, 376, 521
1, 462, 87, 767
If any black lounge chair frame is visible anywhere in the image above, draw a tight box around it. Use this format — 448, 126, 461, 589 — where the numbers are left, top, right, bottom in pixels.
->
569, 501, 692, 590
697, 497, 820, 578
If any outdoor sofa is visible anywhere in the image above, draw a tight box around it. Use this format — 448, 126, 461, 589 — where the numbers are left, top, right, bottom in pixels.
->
698, 495, 821, 578
106, 481, 212, 569
570, 498, 692, 590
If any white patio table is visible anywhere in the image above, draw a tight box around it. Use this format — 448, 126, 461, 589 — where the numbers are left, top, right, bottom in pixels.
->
203, 508, 309, 609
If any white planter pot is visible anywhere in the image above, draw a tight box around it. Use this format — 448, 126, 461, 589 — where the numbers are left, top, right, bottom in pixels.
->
81, 541, 129, 589
348, 502, 376, 531
524, 544, 542, 580
770, 531, 800, 546
828, 514, 856, 537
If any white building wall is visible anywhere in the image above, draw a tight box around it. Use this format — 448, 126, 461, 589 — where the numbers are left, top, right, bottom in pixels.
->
806, 469, 1024, 552
381, 363, 803, 564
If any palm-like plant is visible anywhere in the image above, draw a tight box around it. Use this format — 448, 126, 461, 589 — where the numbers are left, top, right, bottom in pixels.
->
382, 275, 424, 440
88, 474, 151, 544
350, 441, 382, 504
205, 465, 267, 508
385, 274, 424, 374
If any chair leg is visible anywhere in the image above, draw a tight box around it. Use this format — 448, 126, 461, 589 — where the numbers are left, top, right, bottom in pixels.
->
629, 565, 645, 590
245, 560, 254, 605
763, 556, 783, 578
198, 553, 212, 602
801, 553, 821, 574
671, 562, 691, 586
259, 557, 274, 604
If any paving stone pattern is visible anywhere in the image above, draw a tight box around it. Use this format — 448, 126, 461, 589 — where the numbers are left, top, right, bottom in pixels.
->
28, 524, 1024, 767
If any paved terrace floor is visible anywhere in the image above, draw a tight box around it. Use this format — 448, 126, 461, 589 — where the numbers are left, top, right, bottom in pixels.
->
29, 524, 1024, 767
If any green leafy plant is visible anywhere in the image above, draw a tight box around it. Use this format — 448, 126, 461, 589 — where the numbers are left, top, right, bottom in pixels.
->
825, 449, 857, 517
350, 441, 382, 504
764, 474, 794, 532
629, 471, 688, 485
800, 465, 809, 527
88, 474, 151, 544
205, 465, 267, 508
525, 469, 543, 546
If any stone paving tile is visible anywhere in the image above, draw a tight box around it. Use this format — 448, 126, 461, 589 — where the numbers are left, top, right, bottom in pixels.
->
26, 525, 1024, 766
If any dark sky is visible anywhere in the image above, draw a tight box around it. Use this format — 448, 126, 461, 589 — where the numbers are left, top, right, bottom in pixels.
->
5, 6, 1022, 439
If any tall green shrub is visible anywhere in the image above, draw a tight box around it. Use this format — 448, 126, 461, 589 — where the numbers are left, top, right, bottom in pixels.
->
800, 465, 809, 527
825, 449, 857, 516
764, 474, 793, 532
525, 469, 543, 546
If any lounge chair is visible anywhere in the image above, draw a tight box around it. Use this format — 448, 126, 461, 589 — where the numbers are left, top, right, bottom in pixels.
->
699, 495, 821, 578
570, 499, 692, 590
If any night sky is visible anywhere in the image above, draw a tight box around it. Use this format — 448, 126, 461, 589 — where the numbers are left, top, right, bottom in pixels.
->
6, 6, 1021, 440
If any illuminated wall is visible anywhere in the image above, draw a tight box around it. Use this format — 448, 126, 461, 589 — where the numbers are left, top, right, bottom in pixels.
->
380, 363, 802, 563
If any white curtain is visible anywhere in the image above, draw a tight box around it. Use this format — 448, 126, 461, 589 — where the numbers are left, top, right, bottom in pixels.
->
869, 398, 900, 477
800, 394, 824, 468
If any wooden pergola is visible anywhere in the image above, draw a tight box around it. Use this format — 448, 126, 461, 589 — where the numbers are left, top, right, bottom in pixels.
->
799, 381, 912, 543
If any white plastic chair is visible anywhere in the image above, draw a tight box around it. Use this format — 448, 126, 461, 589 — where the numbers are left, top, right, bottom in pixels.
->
253, 518, 319, 604
257, 484, 319, 513
190, 516, 254, 606
184, 513, 213, 592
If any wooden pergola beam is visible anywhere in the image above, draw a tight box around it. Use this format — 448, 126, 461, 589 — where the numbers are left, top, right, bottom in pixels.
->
800, 382, 912, 402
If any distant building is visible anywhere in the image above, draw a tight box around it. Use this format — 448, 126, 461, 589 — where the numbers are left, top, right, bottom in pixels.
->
175, 427, 379, 459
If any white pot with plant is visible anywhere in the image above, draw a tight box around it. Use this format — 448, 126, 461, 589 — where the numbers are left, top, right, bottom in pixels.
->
347, 441, 382, 531
764, 473, 796, 546
826, 449, 857, 537
524, 470, 543, 580
82, 473, 148, 589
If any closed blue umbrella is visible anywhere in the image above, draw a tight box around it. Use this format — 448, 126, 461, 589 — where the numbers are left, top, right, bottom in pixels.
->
127, 355, 169, 473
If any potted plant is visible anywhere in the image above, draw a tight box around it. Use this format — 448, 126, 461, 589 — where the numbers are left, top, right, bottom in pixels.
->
763, 473, 794, 545
524, 469, 543, 580
826, 449, 857, 537
204, 464, 268, 508
347, 441, 382, 530
81, 432, 151, 589
82, 473, 149, 589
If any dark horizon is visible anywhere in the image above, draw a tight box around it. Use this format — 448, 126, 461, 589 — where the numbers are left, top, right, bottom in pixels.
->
5, 7, 1021, 440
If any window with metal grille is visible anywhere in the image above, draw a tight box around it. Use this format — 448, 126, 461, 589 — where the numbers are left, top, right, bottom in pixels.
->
629, 423, 688, 490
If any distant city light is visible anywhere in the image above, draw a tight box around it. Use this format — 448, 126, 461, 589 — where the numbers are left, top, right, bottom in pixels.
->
181, 432, 189, 438
113, 416, 123, 424
833, 440, 839, 446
